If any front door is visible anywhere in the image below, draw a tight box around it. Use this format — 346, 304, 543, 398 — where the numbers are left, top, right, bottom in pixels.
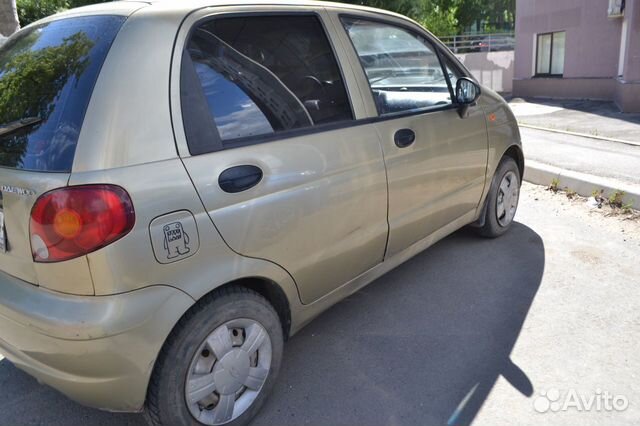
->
336, 14, 489, 256
176, 10, 388, 304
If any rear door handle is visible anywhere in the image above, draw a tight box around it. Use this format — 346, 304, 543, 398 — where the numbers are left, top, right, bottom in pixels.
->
394, 128, 416, 148
219, 165, 263, 193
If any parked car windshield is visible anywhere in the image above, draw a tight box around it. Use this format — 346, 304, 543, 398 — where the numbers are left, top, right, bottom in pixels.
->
0, 15, 124, 172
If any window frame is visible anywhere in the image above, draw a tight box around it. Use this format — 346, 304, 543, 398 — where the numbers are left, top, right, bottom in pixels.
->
179, 11, 358, 155
534, 31, 565, 77
177, 10, 477, 157
338, 13, 467, 119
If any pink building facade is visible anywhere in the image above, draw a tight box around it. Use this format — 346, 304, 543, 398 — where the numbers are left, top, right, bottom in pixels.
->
513, 0, 640, 112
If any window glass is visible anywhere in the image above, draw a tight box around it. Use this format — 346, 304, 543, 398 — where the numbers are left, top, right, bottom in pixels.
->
536, 34, 551, 75
442, 55, 464, 90
193, 62, 274, 141
536, 31, 564, 75
0, 16, 125, 171
551, 32, 566, 75
341, 18, 452, 115
184, 15, 353, 147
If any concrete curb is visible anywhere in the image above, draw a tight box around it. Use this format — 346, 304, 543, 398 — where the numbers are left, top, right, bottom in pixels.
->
524, 160, 640, 209
518, 123, 640, 147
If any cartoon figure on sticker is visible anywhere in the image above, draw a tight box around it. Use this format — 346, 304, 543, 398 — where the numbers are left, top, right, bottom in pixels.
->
163, 222, 190, 259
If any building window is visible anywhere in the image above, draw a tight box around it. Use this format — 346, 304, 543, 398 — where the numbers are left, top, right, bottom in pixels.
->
535, 31, 565, 76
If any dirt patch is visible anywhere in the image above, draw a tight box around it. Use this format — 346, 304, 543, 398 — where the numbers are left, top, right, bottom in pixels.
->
521, 182, 640, 242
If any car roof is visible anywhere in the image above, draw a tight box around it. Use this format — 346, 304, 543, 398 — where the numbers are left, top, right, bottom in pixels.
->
49, 0, 410, 23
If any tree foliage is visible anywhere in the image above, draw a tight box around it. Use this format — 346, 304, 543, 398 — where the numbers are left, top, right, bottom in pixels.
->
338, 0, 514, 35
16, 0, 111, 27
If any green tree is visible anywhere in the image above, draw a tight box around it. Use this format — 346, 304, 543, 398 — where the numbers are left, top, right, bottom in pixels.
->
16, 0, 111, 27
338, 0, 459, 35
335, 0, 514, 35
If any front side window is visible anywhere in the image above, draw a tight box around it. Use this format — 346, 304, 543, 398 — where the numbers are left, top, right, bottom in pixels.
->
441, 55, 464, 90
341, 17, 453, 116
536, 31, 565, 76
182, 14, 353, 151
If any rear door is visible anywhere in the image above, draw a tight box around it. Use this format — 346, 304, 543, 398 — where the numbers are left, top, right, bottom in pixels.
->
332, 12, 488, 256
0, 16, 125, 287
174, 8, 388, 304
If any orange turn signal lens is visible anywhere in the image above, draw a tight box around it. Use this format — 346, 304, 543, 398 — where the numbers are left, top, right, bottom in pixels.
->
53, 209, 83, 239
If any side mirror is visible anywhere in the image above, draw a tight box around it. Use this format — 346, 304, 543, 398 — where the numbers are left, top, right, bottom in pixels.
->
455, 77, 481, 105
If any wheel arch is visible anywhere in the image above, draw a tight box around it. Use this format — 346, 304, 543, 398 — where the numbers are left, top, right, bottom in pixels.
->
221, 277, 292, 340
503, 144, 525, 182
178, 276, 293, 341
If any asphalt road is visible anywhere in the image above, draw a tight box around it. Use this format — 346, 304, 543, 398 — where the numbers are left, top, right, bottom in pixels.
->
2, 183, 639, 426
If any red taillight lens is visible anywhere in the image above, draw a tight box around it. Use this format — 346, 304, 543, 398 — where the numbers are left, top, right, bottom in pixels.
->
30, 185, 135, 262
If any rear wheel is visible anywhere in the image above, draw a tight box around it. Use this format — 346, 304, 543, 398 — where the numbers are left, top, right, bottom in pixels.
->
476, 157, 520, 238
145, 287, 283, 426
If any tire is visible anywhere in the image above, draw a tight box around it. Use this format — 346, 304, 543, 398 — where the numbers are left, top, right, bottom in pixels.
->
476, 157, 521, 238
145, 287, 283, 426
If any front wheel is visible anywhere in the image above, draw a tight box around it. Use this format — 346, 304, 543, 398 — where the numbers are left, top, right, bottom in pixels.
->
145, 287, 283, 426
476, 157, 521, 238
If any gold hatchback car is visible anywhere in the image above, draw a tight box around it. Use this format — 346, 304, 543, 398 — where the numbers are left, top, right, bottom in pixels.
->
0, 1, 523, 425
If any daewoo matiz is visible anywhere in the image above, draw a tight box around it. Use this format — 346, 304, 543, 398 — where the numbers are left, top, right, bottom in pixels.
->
0, 1, 523, 425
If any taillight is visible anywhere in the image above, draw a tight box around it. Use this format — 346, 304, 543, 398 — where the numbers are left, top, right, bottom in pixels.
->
30, 185, 135, 262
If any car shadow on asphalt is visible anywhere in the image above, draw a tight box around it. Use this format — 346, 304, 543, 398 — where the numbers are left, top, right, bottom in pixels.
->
0, 222, 544, 426
253, 222, 544, 426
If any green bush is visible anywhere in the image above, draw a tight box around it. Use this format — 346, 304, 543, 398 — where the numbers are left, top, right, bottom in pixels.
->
17, 0, 111, 27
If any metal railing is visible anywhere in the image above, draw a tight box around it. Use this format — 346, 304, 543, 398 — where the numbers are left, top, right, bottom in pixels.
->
439, 32, 515, 53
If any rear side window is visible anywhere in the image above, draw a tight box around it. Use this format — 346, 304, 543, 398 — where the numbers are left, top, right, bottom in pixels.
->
182, 14, 353, 153
0, 15, 124, 172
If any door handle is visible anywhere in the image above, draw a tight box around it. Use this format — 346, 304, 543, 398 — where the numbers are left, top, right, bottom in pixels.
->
394, 128, 416, 148
219, 165, 263, 193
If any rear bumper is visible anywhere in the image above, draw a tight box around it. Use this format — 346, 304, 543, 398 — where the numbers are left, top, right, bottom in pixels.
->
0, 271, 193, 412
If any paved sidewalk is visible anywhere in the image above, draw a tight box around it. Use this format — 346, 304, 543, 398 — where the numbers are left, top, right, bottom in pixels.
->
521, 127, 640, 208
509, 99, 640, 143
521, 128, 640, 186
506, 98, 640, 208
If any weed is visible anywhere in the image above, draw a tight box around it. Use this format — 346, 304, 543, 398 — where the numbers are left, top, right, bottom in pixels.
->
565, 188, 577, 199
609, 190, 626, 208
548, 178, 560, 193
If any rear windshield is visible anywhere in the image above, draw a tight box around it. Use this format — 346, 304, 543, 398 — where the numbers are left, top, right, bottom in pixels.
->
0, 15, 125, 172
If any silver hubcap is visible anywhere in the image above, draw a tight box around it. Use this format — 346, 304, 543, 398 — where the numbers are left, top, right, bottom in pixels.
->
185, 319, 272, 425
496, 170, 519, 227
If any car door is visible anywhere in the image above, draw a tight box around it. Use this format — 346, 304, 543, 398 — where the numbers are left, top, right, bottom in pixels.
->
330, 11, 489, 257
172, 8, 389, 304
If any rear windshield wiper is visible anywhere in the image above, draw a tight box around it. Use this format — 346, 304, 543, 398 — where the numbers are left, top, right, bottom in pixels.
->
0, 117, 42, 137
